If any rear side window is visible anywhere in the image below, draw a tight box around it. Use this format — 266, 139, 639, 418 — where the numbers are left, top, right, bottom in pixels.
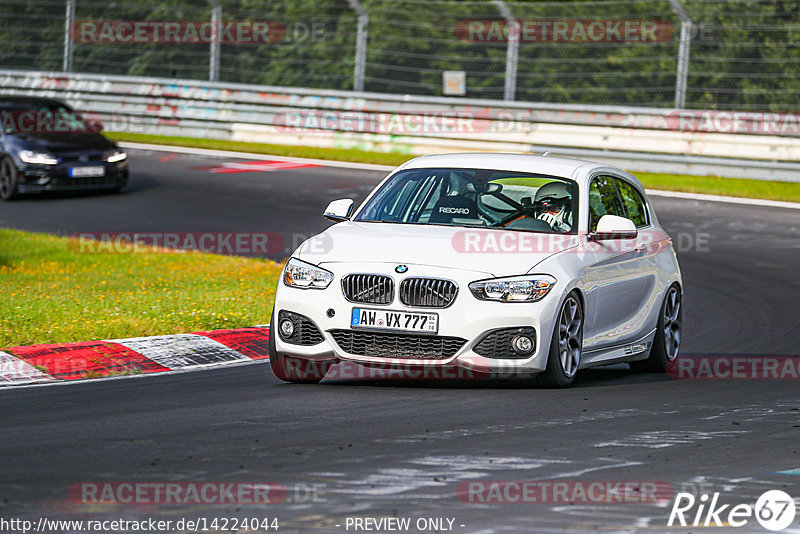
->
613, 178, 649, 228
588, 176, 625, 232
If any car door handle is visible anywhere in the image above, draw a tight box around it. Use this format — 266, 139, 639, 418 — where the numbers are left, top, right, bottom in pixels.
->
634, 243, 647, 253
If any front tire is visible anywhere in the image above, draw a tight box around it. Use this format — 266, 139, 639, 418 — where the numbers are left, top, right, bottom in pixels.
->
0, 157, 19, 201
268, 310, 331, 384
536, 292, 584, 388
630, 284, 682, 373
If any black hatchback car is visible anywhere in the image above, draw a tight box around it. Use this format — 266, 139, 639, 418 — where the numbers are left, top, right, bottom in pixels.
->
0, 96, 128, 200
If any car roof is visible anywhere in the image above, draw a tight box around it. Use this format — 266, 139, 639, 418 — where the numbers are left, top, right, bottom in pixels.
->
398, 152, 645, 191
0, 96, 69, 108
400, 152, 596, 177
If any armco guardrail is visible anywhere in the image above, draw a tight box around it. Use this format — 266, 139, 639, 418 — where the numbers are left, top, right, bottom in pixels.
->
2, 69, 800, 182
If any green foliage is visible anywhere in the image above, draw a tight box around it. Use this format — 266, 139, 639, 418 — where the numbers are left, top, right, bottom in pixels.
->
0, 0, 797, 110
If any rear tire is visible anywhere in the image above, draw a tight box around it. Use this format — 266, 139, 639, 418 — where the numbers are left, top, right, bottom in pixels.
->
536, 292, 584, 388
268, 310, 331, 384
630, 284, 682, 373
0, 157, 19, 201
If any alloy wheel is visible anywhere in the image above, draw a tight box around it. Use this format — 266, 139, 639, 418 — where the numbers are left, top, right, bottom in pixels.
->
558, 296, 583, 377
663, 286, 682, 361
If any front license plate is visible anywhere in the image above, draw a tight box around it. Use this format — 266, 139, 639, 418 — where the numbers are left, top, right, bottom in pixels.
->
70, 166, 105, 178
351, 307, 438, 334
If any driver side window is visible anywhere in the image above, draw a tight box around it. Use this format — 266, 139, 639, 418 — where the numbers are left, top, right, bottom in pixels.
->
588, 176, 625, 232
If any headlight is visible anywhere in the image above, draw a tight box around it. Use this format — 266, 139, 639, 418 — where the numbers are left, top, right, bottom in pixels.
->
283, 258, 333, 289
19, 150, 58, 165
107, 151, 127, 163
469, 275, 556, 302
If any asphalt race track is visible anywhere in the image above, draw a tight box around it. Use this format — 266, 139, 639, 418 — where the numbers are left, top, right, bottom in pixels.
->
2, 148, 800, 533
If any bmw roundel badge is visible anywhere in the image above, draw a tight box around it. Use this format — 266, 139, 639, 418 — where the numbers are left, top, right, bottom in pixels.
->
395, 265, 408, 273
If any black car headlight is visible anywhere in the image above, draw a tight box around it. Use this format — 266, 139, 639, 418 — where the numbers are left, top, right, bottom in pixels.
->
469, 275, 556, 302
283, 258, 333, 289
18, 150, 58, 165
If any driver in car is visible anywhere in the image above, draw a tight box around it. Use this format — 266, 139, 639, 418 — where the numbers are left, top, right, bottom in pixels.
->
534, 182, 573, 233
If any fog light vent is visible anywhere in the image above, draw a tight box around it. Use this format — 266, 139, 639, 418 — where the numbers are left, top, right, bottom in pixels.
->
474, 327, 536, 359
277, 310, 324, 346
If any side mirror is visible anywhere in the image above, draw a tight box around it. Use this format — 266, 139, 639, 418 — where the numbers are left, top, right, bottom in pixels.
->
86, 119, 104, 132
324, 198, 354, 222
81, 112, 104, 133
590, 214, 637, 241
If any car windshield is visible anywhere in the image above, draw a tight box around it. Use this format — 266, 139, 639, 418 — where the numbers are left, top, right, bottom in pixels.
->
355, 167, 578, 234
0, 101, 88, 135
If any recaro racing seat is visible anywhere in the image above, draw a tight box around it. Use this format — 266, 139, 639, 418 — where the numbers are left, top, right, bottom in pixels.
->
429, 194, 479, 224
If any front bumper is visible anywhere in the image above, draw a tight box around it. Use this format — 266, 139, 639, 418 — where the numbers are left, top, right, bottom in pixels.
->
272, 262, 562, 376
16, 160, 129, 193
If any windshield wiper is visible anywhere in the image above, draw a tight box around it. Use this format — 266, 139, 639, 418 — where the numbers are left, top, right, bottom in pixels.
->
360, 219, 490, 229
358, 218, 406, 224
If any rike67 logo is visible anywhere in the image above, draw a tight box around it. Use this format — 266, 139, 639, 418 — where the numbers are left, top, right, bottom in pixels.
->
669, 490, 797, 531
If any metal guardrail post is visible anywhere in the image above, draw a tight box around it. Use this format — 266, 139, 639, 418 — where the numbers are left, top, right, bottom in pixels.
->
668, 0, 691, 109
63, 0, 75, 72
208, 0, 222, 82
493, 0, 518, 101
346, 0, 368, 92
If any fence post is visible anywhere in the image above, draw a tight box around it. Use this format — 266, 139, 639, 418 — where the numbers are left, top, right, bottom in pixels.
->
208, 0, 222, 82
63, 0, 75, 72
668, 0, 691, 109
493, 0, 518, 101
346, 0, 368, 92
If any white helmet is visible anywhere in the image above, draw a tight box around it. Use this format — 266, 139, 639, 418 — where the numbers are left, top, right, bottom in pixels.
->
534, 181, 573, 232
534, 181, 571, 204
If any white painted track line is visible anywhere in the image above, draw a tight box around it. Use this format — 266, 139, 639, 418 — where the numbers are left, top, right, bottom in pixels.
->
120, 142, 800, 210
646, 189, 800, 210
118, 141, 395, 171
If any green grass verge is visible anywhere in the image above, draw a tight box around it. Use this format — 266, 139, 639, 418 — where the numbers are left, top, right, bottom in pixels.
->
0, 229, 282, 347
635, 172, 800, 203
107, 131, 800, 204
107, 132, 413, 167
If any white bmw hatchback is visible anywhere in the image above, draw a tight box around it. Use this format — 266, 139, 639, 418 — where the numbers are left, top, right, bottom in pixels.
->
270, 153, 682, 387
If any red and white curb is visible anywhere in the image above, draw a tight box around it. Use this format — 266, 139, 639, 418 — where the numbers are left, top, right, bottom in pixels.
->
0, 326, 270, 387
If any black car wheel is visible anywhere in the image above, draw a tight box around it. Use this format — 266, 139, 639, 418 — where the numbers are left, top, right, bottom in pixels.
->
535, 292, 584, 388
630, 284, 682, 373
0, 157, 19, 201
